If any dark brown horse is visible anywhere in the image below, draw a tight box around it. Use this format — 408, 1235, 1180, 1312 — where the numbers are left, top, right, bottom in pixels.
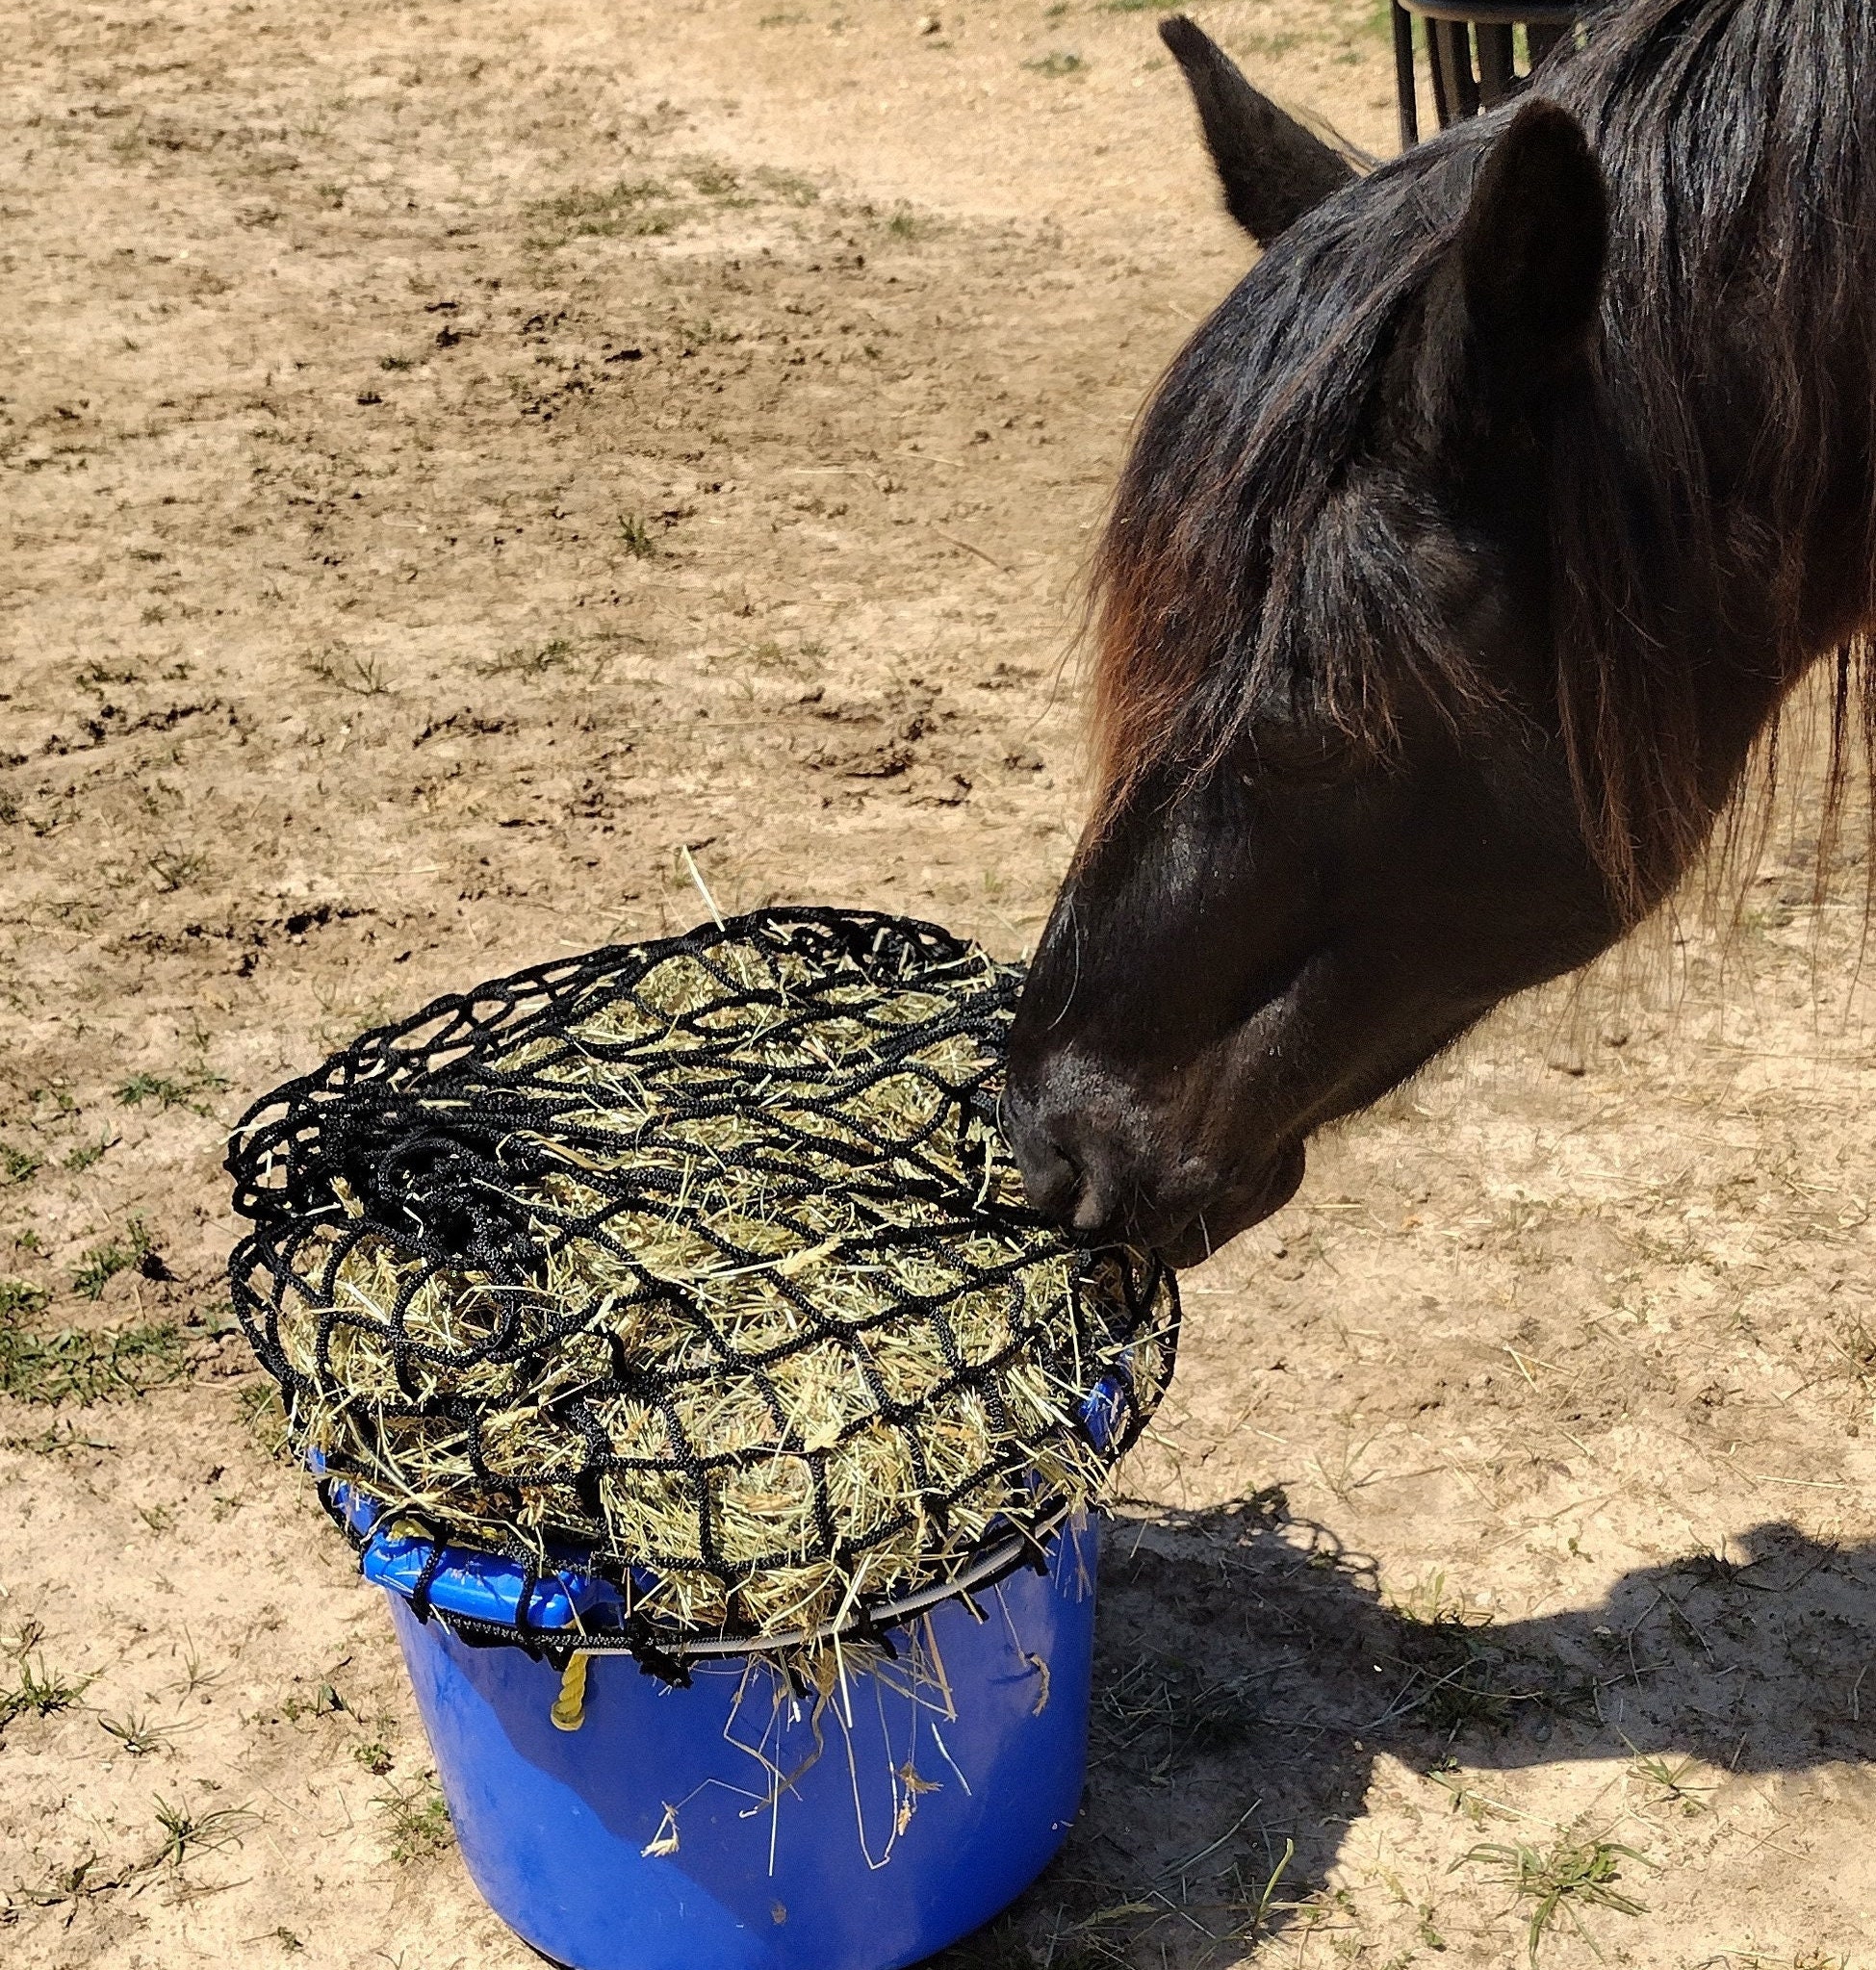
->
1005, 1, 1876, 1266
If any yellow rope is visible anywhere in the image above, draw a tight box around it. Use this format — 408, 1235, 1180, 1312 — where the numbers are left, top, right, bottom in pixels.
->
551, 1651, 590, 1731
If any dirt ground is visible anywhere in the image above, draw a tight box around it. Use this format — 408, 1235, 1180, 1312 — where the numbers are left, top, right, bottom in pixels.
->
7, 1, 1876, 1964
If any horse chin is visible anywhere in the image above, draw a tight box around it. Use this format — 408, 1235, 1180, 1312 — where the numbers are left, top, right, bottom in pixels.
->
1153, 1140, 1307, 1268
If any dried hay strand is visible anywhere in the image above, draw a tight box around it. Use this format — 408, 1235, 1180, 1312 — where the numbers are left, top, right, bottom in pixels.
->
227, 908, 1177, 1646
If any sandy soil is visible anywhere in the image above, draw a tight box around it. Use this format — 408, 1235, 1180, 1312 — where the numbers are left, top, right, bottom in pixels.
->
5, 2, 1876, 1965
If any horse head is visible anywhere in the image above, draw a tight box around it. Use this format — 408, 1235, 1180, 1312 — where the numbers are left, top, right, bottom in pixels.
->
1005, 20, 1627, 1265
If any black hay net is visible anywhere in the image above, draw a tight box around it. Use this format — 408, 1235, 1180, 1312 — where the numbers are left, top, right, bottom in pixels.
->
227, 907, 1179, 1666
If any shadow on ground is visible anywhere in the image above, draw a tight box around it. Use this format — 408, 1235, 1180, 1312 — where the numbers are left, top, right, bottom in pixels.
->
923, 1493, 1876, 1967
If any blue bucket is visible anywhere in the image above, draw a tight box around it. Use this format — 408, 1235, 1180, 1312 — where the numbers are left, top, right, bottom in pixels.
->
354, 1496, 1098, 1970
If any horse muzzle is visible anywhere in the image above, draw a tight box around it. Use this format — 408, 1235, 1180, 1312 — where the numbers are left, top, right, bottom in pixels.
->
1001, 1069, 1305, 1266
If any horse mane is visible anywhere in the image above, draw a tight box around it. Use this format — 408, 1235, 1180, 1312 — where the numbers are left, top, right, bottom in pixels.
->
1091, 0, 1876, 920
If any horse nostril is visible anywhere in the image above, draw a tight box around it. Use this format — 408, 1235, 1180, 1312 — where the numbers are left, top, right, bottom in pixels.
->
1009, 1119, 1120, 1238
1021, 1138, 1084, 1220
1005, 1101, 1083, 1219
1003, 1081, 1129, 1238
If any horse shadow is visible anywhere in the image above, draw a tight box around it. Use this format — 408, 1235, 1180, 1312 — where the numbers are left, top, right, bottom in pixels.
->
926, 1491, 1876, 1966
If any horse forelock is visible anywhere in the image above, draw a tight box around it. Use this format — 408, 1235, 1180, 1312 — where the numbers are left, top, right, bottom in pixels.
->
1086, 162, 1469, 837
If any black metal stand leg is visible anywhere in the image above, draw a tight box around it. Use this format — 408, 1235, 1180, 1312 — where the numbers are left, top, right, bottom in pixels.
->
1392, 1, 1420, 150
1429, 21, 1479, 127
1476, 23, 1516, 106
1399, 6, 1580, 132
1526, 20, 1570, 69
1427, 21, 1452, 126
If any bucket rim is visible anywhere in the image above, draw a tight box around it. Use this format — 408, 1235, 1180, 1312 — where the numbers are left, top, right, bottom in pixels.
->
325, 1466, 1091, 1670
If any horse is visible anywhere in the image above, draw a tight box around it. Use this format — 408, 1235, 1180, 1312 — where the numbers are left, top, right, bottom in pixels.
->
1002, 0, 1876, 1267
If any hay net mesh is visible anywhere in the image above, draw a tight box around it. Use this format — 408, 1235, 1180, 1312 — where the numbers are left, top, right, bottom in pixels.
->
228, 907, 1178, 1655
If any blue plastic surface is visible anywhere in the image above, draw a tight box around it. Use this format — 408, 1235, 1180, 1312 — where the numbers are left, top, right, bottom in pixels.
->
382, 1514, 1099, 1970
358, 1504, 625, 1630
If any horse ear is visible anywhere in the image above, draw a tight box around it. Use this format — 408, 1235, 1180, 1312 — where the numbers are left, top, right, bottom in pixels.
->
1429, 99, 1607, 415
1159, 14, 1357, 245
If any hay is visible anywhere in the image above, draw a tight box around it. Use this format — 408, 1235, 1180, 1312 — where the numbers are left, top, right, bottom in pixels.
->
229, 908, 1177, 1648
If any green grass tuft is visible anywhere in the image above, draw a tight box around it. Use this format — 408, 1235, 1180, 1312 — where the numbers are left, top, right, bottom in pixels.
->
479, 635, 583, 678
374, 1777, 452, 1862
752, 165, 818, 207
149, 1793, 261, 1867
98, 1708, 186, 1755
685, 161, 739, 198
0, 1278, 46, 1321
116, 1068, 227, 1114
526, 178, 675, 248
1457, 1835, 1653, 1964
1, 1263, 183, 1404
1, 1653, 93, 1730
